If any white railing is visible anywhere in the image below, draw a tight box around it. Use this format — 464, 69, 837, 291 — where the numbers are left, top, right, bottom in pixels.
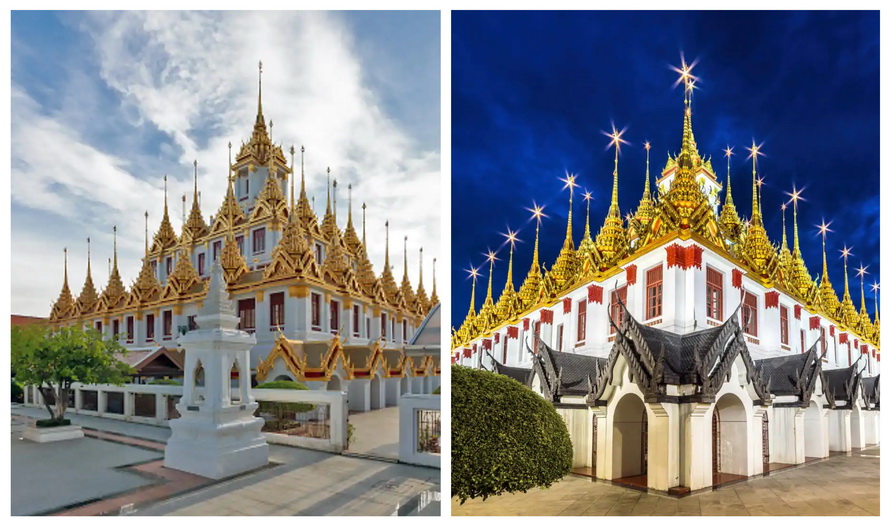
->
21, 384, 349, 454
398, 394, 441, 468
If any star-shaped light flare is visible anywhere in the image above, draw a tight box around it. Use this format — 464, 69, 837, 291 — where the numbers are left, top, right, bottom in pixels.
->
871, 281, 880, 294
583, 190, 594, 202
502, 228, 520, 248
746, 140, 766, 161
840, 245, 853, 261
784, 184, 806, 206
527, 202, 547, 224
670, 53, 700, 89
816, 220, 833, 239
466, 265, 480, 282
724, 145, 734, 158
559, 173, 579, 191
484, 249, 499, 264
856, 263, 869, 279
602, 124, 630, 153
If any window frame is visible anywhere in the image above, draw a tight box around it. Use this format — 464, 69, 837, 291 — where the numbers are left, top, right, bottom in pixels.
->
162, 310, 173, 339
576, 299, 587, 344
146, 314, 155, 341
780, 305, 789, 345
252, 227, 266, 255
330, 300, 340, 334
310, 293, 322, 331
645, 264, 663, 320
237, 298, 256, 332
706, 266, 724, 321
742, 290, 758, 337
609, 286, 628, 335
270, 292, 285, 330
353, 305, 361, 337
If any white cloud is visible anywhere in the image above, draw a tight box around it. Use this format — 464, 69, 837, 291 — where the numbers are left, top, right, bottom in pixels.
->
11, 11, 440, 316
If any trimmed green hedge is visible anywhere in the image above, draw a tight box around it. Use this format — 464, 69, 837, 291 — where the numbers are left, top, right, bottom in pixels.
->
11, 379, 24, 403
254, 380, 315, 429
451, 365, 573, 504
148, 378, 181, 385
36, 418, 71, 428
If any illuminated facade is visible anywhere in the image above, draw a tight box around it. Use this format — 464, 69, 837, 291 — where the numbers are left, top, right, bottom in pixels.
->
48, 65, 441, 411
452, 58, 879, 492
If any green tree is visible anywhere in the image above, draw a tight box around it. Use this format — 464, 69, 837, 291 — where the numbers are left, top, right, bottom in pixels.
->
12, 325, 134, 424
451, 365, 574, 504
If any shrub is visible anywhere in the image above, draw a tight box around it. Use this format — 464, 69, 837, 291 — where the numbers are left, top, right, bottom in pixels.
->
451, 365, 573, 504
149, 378, 181, 385
11, 379, 24, 403
254, 380, 315, 431
36, 418, 71, 428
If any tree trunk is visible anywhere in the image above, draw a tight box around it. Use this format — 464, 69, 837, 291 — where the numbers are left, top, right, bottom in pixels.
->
38, 383, 54, 421
54, 384, 68, 421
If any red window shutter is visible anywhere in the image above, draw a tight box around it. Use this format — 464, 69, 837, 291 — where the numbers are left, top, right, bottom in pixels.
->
794, 304, 802, 320
626, 265, 637, 285
541, 309, 553, 324
482, 338, 492, 351
451, 354, 457, 364
861, 344, 868, 354
507, 326, 519, 339
829, 325, 835, 337
563, 297, 572, 314
522, 317, 530, 330
494, 333, 500, 344
765, 291, 779, 309
809, 315, 821, 330
587, 284, 603, 304
839, 333, 848, 345
854, 338, 859, 349
732, 269, 744, 289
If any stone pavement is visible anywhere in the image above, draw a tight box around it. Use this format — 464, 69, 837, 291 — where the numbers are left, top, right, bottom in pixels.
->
346, 406, 400, 460
453, 445, 880, 516
11, 405, 439, 516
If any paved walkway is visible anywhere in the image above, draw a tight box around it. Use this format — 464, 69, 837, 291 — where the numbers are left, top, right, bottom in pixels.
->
453, 446, 880, 516
347, 406, 400, 460
12, 406, 439, 516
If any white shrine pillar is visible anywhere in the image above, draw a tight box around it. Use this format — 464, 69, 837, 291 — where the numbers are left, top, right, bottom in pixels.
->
863, 411, 880, 444
682, 403, 713, 491
770, 407, 806, 465
647, 402, 680, 491
828, 409, 852, 452
164, 261, 269, 479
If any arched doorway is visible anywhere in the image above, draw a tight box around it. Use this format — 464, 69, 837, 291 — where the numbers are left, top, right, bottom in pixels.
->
611, 393, 648, 485
712, 393, 749, 483
804, 401, 827, 459
327, 375, 342, 392
370, 375, 382, 409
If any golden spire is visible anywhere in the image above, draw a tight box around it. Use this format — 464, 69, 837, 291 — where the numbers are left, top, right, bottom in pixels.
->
379, 220, 400, 304
856, 263, 872, 331
546, 173, 580, 292
144, 211, 149, 256
781, 203, 789, 254
50, 247, 77, 321
576, 189, 597, 270
133, 211, 161, 301
495, 229, 520, 322
257, 60, 264, 126
342, 183, 362, 255
838, 245, 859, 328
102, 225, 127, 308
466, 266, 479, 318
739, 142, 774, 275
518, 203, 545, 307
634, 141, 655, 227
816, 220, 838, 314
719, 146, 742, 240
484, 250, 496, 302
594, 125, 629, 266
430, 257, 439, 306
289, 145, 296, 210
399, 236, 417, 310
220, 214, 248, 285
321, 167, 339, 241
362, 202, 367, 247
784, 184, 812, 296
77, 237, 99, 314
416, 247, 430, 312
183, 159, 209, 243
294, 146, 320, 236
872, 281, 880, 323
333, 179, 338, 222
151, 175, 178, 252
871, 281, 880, 342
671, 54, 701, 168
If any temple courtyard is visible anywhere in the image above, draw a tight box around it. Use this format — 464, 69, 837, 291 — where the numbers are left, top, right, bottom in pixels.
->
453, 445, 879, 516
11, 405, 439, 516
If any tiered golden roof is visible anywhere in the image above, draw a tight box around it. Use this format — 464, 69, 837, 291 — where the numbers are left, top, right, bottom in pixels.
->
475, 254, 498, 333
452, 57, 879, 351
50, 249, 77, 321
149, 177, 179, 254
181, 161, 210, 245
100, 227, 128, 310
495, 232, 521, 322
75, 238, 99, 316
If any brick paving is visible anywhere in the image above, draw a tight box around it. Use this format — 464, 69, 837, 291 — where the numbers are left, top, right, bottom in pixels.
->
453, 445, 880, 516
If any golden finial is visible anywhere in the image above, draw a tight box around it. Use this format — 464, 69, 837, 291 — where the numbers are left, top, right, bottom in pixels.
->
484, 249, 498, 302
503, 228, 519, 290
527, 202, 546, 271
784, 184, 805, 255
63, 247, 68, 287
86, 236, 92, 276
257, 60, 264, 121
112, 225, 118, 270
857, 263, 870, 313
347, 183, 354, 226
418, 246, 424, 288
746, 141, 765, 222
643, 140, 651, 196
182, 193, 187, 226
817, 219, 833, 279
841, 245, 854, 297
269, 120, 273, 143
144, 211, 149, 256
582, 190, 593, 238
384, 219, 390, 269
466, 265, 480, 317
403, 235, 409, 281
300, 145, 306, 193
163, 174, 169, 215
871, 281, 880, 321
432, 257, 438, 302
558, 172, 578, 243
326, 167, 332, 213
333, 179, 338, 221
289, 145, 296, 209
602, 124, 629, 218
362, 202, 367, 247
724, 145, 735, 204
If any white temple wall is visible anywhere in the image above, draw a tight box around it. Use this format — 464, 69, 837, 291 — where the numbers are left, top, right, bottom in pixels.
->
828, 409, 852, 452
863, 412, 880, 444
385, 377, 401, 406
769, 406, 806, 465
804, 401, 830, 458
347, 378, 370, 412
850, 406, 866, 449
369, 375, 383, 410
556, 406, 592, 468
680, 402, 712, 490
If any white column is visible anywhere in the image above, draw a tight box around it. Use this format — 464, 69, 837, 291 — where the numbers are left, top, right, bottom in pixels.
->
683, 403, 713, 490
647, 402, 680, 491
828, 409, 852, 452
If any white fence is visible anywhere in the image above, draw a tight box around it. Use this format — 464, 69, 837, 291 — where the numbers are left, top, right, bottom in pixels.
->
21, 383, 349, 453
398, 394, 441, 468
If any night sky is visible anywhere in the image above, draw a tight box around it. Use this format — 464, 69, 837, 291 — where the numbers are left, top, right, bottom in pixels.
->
451, 11, 880, 329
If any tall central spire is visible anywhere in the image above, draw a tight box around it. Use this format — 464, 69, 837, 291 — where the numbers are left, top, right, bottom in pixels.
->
467, 268, 478, 318
594, 126, 629, 266
518, 204, 545, 307
256, 60, 265, 127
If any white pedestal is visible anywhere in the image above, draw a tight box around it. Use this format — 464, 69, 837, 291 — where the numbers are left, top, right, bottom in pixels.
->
23, 425, 84, 443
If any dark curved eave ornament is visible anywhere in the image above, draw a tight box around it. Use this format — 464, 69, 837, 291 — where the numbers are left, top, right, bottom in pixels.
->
755, 341, 824, 407
822, 360, 865, 410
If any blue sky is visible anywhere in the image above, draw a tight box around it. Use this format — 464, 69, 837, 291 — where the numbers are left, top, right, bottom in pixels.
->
11, 11, 440, 317
451, 11, 879, 327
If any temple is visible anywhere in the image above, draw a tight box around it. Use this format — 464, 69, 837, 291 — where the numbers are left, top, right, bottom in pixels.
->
453, 57, 879, 493
48, 63, 441, 411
